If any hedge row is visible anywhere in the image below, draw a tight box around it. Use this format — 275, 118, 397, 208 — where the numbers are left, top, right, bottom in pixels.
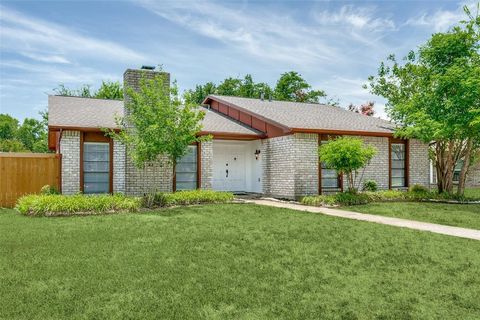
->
143, 189, 234, 208
16, 194, 141, 217
16, 190, 234, 216
301, 189, 480, 207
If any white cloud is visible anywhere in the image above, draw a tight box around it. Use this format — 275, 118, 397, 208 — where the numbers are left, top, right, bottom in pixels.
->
134, 0, 394, 66
0, 5, 145, 64
313, 5, 395, 32
404, 1, 477, 32
20, 52, 71, 64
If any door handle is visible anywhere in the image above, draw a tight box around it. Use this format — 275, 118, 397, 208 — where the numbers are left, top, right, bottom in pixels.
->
226, 169, 229, 178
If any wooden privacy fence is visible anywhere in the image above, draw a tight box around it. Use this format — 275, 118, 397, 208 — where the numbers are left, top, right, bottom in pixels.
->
0, 153, 61, 208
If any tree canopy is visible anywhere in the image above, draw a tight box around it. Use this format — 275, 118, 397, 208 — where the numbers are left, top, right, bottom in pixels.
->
108, 74, 207, 169
0, 111, 48, 153
184, 71, 330, 105
54, 81, 123, 100
366, 5, 480, 195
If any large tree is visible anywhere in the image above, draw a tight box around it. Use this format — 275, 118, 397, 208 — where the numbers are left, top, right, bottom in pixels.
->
366, 5, 480, 195
54, 81, 123, 100
274, 71, 326, 103
184, 71, 327, 105
0, 111, 48, 153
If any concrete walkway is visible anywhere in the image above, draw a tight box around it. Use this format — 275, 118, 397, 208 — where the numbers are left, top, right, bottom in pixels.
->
245, 199, 480, 241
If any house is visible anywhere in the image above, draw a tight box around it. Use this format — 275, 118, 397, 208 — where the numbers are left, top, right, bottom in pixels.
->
48, 67, 432, 199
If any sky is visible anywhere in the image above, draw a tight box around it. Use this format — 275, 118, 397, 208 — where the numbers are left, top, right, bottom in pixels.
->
0, 0, 476, 121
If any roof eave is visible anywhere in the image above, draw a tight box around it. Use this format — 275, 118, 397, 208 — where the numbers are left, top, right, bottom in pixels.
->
290, 128, 394, 137
198, 130, 265, 140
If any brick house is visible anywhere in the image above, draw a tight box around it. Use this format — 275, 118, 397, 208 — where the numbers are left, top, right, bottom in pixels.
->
48, 67, 434, 199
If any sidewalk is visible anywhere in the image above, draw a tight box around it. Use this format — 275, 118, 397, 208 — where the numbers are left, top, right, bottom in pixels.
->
245, 199, 480, 241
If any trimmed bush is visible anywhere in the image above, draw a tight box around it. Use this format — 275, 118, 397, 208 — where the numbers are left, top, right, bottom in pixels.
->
40, 185, 60, 195
409, 184, 429, 193
362, 180, 378, 192
144, 189, 234, 208
301, 195, 337, 207
334, 192, 370, 205
16, 194, 141, 216
301, 192, 370, 207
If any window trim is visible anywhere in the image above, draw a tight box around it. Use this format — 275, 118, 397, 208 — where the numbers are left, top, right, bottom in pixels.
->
173, 142, 201, 192
389, 138, 409, 189
80, 131, 113, 194
318, 134, 343, 194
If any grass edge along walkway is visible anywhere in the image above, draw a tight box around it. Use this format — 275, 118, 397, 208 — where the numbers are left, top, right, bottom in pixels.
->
246, 199, 480, 241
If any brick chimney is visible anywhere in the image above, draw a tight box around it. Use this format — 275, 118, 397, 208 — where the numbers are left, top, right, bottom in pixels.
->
123, 67, 170, 120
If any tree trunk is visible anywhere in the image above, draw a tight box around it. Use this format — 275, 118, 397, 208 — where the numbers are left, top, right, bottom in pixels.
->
457, 138, 473, 196
347, 172, 355, 193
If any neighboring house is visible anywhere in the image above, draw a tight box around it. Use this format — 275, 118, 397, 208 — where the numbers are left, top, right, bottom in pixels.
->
429, 158, 480, 188
48, 67, 431, 199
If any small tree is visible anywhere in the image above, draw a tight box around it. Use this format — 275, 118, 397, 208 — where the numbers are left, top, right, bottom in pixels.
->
109, 74, 208, 189
319, 137, 377, 193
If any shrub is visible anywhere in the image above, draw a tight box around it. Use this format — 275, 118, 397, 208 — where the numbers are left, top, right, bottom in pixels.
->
301, 195, 337, 206
16, 194, 141, 216
301, 192, 370, 206
40, 185, 59, 195
334, 192, 370, 206
143, 189, 234, 208
362, 180, 378, 192
365, 190, 407, 202
409, 184, 429, 193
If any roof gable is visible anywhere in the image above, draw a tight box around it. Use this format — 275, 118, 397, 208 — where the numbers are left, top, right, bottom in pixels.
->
204, 95, 396, 136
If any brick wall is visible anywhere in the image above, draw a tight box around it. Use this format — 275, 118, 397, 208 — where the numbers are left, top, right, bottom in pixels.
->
200, 140, 213, 189
409, 139, 430, 187
261, 133, 430, 198
60, 130, 80, 194
113, 140, 126, 193
262, 133, 318, 199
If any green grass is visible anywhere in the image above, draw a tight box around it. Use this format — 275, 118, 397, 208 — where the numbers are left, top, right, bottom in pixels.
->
1, 204, 480, 319
464, 187, 480, 199
346, 202, 480, 230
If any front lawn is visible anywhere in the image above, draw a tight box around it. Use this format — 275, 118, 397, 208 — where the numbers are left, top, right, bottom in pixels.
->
465, 187, 480, 199
1, 204, 480, 319
346, 202, 480, 230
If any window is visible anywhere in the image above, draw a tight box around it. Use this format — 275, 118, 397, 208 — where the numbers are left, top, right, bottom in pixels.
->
175, 145, 198, 190
391, 142, 406, 188
320, 140, 341, 193
83, 142, 110, 194
453, 160, 464, 183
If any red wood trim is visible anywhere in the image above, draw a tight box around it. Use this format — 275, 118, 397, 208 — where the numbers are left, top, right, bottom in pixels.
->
198, 131, 265, 140
389, 138, 408, 189
292, 128, 393, 137
80, 131, 113, 194
58, 153, 62, 193
318, 134, 343, 194
172, 164, 176, 192
109, 139, 113, 194
203, 96, 290, 133
405, 139, 410, 188
80, 132, 84, 193
197, 142, 201, 189
318, 134, 321, 195
84, 131, 110, 142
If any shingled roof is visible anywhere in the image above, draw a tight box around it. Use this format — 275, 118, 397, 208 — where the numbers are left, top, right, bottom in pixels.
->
48, 95, 123, 129
205, 95, 396, 135
48, 95, 262, 136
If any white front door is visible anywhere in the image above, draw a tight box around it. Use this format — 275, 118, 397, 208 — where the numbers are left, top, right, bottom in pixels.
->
212, 145, 246, 192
